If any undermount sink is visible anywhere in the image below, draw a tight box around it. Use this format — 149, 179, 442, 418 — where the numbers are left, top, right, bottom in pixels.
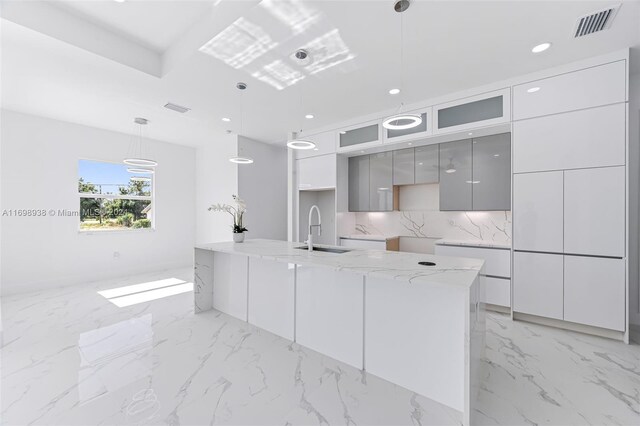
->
295, 246, 351, 254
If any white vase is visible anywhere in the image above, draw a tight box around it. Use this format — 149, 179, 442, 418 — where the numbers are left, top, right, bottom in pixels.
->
233, 232, 245, 243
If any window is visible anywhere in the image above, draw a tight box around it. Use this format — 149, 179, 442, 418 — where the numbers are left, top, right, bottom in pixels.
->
78, 160, 154, 231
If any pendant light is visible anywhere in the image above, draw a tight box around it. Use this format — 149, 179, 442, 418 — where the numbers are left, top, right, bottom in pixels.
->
445, 158, 456, 174
229, 82, 254, 164
287, 81, 316, 150
383, 0, 422, 131
124, 118, 158, 168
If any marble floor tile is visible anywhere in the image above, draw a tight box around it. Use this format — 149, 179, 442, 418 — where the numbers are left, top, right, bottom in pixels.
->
2, 268, 639, 425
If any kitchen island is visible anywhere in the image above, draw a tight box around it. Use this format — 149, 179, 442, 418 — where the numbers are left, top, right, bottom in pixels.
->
194, 239, 485, 425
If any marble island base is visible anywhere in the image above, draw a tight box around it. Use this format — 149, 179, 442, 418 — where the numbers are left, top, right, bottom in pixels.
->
194, 239, 486, 425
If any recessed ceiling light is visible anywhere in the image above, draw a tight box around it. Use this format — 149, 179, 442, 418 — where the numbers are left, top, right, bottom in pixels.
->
114, 0, 126, 3
527, 87, 541, 93
360, 150, 365, 153
222, 117, 231, 122
531, 42, 551, 53
468, 132, 473, 136
389, 88, 400, 95
305, 114, 314, 119
340, 131, 346, 134
408, 143, 412, 146
494, 154, 500, 157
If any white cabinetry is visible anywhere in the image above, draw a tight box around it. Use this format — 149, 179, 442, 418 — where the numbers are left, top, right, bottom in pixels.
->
512, 60, 626, 120
513, 103, 626, 173
365, 275, 468, 411
435, 243, 511, 309
296, 266, 364, 369
340, 238, 386, 250
564, 167, 625, 257
248, 258, 295, 340
513, 171, 563, 253
513, 252, 564, 320
564, 256, 625, 331
295, 131, 336, 159
212, 253, 248, 320
297, 154, 336, 190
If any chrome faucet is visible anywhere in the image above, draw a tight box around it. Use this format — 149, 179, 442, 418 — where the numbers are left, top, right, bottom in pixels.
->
307, 205, 322, 251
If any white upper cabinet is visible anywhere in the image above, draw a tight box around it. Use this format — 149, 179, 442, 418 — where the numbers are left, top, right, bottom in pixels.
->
513, 171, 563, 253
337, 120, 382, 153
297, 154, 336, 190
564, 166, 625, 258
513, 103, 626, 173
513, 60, 626, 120
383, 107, 433, 144
295, 131, 336, 160
433, 89, 510, 134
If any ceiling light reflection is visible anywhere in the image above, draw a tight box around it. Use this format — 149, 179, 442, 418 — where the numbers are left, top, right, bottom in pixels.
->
199, 17, 278, 69
260, 0, 320, 35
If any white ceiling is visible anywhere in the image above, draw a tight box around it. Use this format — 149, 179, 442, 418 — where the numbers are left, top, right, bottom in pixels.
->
54, 0, 214, 52
2, 0, 639, 148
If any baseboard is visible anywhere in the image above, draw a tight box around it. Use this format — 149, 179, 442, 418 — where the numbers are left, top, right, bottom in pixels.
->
1, 260, 193, 297
513, 312, 625, 342
630, 324, 640, 344
485, 303, 510, 314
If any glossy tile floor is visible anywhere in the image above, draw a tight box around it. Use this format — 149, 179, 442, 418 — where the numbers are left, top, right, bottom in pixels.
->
1, 268, 639, 425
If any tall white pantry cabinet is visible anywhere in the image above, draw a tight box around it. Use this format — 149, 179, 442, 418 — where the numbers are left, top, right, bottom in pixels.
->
512, 59, 629, 340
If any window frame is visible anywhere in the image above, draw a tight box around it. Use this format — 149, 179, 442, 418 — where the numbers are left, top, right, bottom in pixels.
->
77, 158, 156, 234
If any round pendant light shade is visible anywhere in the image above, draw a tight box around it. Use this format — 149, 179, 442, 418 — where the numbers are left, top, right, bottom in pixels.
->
124, 117, 158, 168
229, 156, 254, 164
382, 113, 422, 130
123, 158, 158, 167
127, 167, 155, 174
287, 139, 316, 150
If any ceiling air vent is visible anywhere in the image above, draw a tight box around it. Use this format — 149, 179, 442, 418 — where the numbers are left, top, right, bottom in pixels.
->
164, 102, 191, 114
574, 5, 620, 38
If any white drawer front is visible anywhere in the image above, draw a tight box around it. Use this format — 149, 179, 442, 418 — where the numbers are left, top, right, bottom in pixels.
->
434, 244, 510, 278
513, 252, 563, 320
564, 256, 625, 331
340, 238, 386, 250
513, 61, 626, 120
513, 104, 625, 173
484, 277, 511, 308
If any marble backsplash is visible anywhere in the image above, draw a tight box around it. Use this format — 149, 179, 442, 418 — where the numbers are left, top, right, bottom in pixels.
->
351, 210, 512, 243
337, 184, 512, 253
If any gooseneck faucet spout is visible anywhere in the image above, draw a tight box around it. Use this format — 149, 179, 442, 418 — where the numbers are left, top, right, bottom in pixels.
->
307, 205, 322, 251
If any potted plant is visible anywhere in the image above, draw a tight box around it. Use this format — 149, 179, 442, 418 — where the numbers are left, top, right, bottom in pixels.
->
208, 195, 248, 243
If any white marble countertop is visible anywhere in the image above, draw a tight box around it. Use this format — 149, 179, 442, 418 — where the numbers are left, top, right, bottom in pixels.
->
435, 239, 511, 250
196, 239, 483, 288
339, 234, 399, 242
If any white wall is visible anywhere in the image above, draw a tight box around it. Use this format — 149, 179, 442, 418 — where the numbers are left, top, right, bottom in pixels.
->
629, 70, 640, 337
238, 136, 287, 240
0, 110, 196, 295
195, 134, 238, 244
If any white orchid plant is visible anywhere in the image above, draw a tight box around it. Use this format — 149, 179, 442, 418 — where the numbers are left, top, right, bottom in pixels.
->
208, 195, 248, 233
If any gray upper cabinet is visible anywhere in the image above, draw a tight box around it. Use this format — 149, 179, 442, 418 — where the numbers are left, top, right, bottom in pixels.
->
348, 155, 370, 212
393, 148, 414, 185
415, 145, 439, 184
370, 152, 394, 211
439, 140, 473, 211
472, 133, 511, 210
